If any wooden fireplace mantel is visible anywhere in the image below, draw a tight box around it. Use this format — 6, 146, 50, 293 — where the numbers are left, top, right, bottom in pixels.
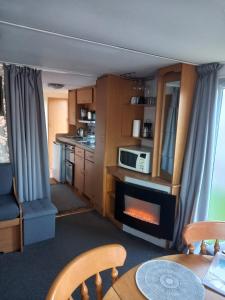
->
107, 166, 179, 189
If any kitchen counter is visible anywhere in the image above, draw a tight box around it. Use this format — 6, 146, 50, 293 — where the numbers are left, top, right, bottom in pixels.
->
56, 136, 95, 152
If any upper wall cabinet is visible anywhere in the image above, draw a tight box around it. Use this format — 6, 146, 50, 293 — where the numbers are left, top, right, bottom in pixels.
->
152, 63, 197, 186
68, 89, 76, 125
77, 86, 94, 104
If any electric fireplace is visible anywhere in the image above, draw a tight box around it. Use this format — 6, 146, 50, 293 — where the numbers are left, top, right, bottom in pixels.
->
115, 180, 176, 240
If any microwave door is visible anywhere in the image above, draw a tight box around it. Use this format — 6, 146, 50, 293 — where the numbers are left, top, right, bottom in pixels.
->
120, 151, 138, 168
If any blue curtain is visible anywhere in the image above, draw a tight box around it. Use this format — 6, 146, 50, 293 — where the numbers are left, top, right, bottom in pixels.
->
4, 65, 50, 202
173, 63, 223, 250
161, 87, 180, 175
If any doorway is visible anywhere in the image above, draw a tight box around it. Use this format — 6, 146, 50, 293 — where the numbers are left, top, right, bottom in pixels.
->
48, 97, 68, 177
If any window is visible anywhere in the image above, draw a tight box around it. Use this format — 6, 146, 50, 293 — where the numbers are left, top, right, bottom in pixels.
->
0, 70, 10, 163
208, 87, 225, 221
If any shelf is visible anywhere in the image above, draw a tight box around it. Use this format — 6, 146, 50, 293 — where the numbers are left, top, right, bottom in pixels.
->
126, 103, 156, 108
78, 119, 96, 124
107, 166, 174, 188
132, 137, 154, 141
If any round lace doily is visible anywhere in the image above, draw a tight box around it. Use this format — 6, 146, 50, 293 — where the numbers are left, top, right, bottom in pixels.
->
135, 260, 205, 300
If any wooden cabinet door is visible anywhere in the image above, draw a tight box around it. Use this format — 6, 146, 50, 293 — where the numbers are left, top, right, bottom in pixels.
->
84, 159, 95, 201
77, 87, 93, 104
74, 155, 84, 193
68, 90, 76, 125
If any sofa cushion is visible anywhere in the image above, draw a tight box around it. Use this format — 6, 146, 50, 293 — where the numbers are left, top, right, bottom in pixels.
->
0, 163, 13, 196
22, 198, 57, 220
0, 194, 20, 221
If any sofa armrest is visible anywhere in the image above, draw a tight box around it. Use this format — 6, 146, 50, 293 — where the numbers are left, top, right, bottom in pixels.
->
13, 177, 23, 217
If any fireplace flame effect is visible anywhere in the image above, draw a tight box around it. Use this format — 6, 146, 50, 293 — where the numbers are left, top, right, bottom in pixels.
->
124, 207, 159, 225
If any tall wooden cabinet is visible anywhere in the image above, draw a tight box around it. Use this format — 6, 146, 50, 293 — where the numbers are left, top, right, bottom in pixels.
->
94, 75, 143, 215
95, 64, 197, 218
152, 63, 197, 189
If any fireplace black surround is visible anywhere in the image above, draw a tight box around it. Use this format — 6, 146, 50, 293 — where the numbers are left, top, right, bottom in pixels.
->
115, 180, 176, 240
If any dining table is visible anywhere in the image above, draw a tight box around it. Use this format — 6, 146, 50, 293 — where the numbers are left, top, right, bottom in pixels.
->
103, 254, 224, 300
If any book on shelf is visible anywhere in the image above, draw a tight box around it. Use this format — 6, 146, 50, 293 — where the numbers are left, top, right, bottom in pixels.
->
202, 252, 225, 296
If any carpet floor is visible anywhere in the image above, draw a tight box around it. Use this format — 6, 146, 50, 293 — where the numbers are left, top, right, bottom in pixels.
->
51, 183, 87, 212
0, 212, 175, 300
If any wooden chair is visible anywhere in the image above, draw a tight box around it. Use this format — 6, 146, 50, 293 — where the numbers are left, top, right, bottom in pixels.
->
183, 221, 225, 255
46, 244, 127, 300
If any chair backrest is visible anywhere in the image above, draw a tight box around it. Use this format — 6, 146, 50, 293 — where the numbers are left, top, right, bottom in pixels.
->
183, 221, 225, 255
0, 163, 13, 196
46, 244, 127, 300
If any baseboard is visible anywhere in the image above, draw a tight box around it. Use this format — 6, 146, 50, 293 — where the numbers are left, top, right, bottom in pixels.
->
123, 224, 168, 248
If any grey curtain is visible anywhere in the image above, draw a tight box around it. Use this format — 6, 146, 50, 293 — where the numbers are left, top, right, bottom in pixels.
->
4, 65, 50, 202
161, 87, 180, 174
173, 63, 223, 250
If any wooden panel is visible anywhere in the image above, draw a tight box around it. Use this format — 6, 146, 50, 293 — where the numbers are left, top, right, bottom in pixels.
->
0, 219, 20, 253
152, 63, 196, 187
0, 218, 19, 229
152, 74, 164, 177
172, 64, 197, 185
75, 147, 85, 158
93, 86, 96, 103
75, 154, 85, 165
85, 150, 95, 162
158, 63, 182, 76
74, 155, 84, 193
77, 87, 93, 104
105, 76, 142, 167
84, 159, 95, 201
121, 105, 144, 137
94, 76, 108, 215
68, 90, 76, 125
95, 75, 143, 216
158, 73, 181, 182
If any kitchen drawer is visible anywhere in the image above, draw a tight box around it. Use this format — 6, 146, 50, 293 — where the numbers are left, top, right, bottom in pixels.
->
75, 147, 85, 158
75, 154, 85, 167
85, 150, 95, 162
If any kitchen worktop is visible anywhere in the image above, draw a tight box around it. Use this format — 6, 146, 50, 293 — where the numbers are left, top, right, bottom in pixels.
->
56, 136, 95, 152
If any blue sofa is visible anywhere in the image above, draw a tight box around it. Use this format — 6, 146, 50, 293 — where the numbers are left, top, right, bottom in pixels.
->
0, 163, 23, 253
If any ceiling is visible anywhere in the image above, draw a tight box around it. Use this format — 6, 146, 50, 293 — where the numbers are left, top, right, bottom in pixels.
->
0, 0, 225, 90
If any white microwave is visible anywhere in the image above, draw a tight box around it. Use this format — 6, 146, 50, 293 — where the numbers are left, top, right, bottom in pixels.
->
118, 146, 152, 174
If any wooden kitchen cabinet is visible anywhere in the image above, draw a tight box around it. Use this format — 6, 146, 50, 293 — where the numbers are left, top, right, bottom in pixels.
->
74, 154, 84, 193
68, 90, 76, 125
84, 159, 95, 201
77, 87, 93, 104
